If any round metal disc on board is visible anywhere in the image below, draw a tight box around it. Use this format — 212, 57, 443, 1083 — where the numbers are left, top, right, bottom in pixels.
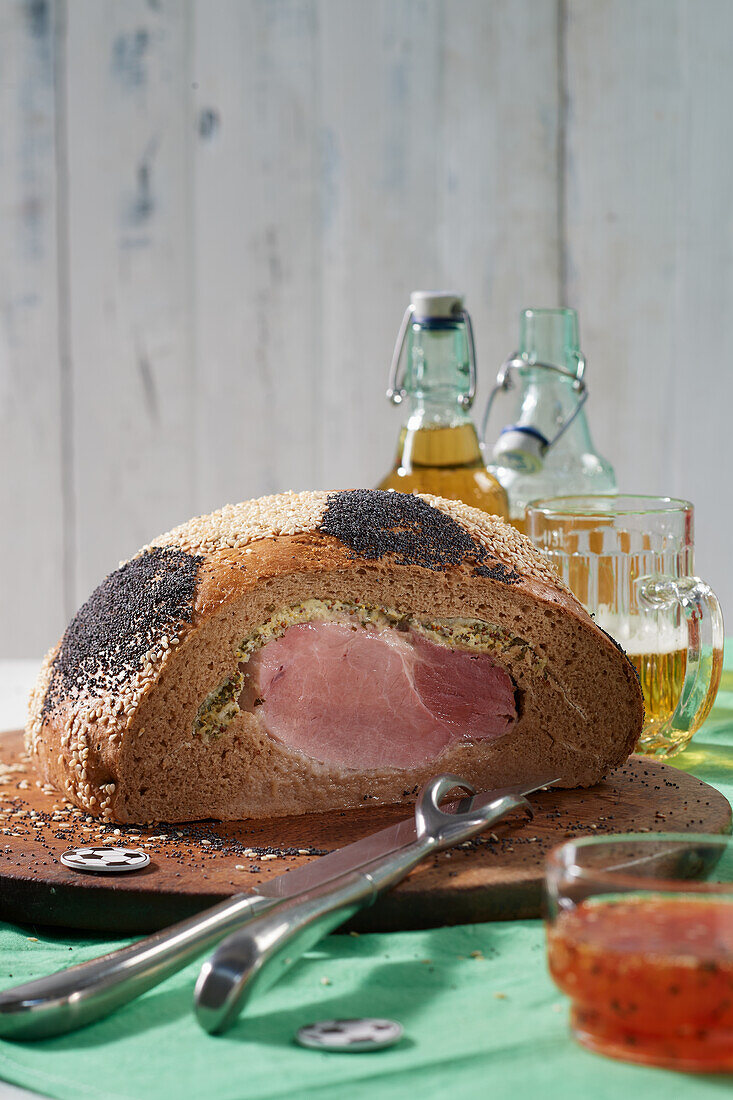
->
60, 847, 150, 874
295, 1018, 404, 1053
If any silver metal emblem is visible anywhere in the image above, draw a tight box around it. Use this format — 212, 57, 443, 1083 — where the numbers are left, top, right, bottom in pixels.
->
295, 1018, 403, 1052
60, 847, 150, 874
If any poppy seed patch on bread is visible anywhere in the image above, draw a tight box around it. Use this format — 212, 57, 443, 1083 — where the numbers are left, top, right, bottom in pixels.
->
319, 489, 521, 583
43, 547, 202, 718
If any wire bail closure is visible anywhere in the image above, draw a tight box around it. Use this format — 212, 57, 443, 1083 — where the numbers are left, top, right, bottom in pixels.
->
480, 352, 588, 456
386, 305, 477, 409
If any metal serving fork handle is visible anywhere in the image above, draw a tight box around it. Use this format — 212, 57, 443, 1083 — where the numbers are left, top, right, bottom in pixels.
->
0, 784, 447, 1041
195, 777, 532, 1035
0, 891, 277, 1041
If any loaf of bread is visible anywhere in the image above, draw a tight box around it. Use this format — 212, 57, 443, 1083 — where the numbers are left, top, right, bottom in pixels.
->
26, 489, 643, 823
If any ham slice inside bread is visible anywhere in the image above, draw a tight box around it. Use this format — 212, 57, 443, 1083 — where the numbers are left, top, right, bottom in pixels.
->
243, 621, 517, 769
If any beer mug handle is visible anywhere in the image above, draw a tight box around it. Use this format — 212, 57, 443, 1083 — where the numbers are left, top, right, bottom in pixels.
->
637, 575, 725, 740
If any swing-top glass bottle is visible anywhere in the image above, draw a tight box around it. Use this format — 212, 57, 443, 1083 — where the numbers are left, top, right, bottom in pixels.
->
377, 292, 509, 518
483, 307, 615, 531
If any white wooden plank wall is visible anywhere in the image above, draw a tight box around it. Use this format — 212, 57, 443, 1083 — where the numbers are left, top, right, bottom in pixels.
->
192, 0, 322, 509
64, 0, 196, 596
564, 0, 733, 629
315, 0, 559, 489
0, 0, 731, 657
0, 0, 66, 656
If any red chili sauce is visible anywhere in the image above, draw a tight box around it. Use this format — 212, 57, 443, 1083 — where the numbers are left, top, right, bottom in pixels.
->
547, 895, 733, 1071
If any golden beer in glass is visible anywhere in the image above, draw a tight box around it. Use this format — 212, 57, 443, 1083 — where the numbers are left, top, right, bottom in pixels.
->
525, 496, 723, 757
630, 649, 687, 730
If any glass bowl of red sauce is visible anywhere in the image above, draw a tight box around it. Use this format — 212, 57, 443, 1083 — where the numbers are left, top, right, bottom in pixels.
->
545, 833, 733, 1072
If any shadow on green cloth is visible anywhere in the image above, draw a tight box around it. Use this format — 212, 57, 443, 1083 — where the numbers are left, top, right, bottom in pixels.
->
207, 960, 456, 1049
46, 983, 191, 1050
19, 924, 475, 1051
703, 704, 733, 724
670, 740, 733, 794
7, 924, 473, 1051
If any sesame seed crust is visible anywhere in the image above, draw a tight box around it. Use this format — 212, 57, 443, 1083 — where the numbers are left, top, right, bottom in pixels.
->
142, 488, 565, 591
142, 490, 331, 558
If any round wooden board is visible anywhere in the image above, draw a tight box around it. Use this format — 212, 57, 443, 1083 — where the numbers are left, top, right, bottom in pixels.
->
0, 730, 729, 934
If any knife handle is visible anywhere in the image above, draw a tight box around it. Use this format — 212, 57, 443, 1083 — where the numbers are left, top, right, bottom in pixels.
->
0, 891, 275, 1041
194, 789, 535, 1036
194, 837, 436, 1036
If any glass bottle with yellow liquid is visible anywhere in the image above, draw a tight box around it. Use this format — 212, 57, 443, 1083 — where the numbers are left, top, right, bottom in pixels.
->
377, 291, 509, 518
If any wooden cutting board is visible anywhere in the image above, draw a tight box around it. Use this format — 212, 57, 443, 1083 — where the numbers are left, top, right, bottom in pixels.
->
0, 729, 729, 934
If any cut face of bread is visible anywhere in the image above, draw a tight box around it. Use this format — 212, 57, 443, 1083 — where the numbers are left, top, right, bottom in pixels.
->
26, 490, 644, 823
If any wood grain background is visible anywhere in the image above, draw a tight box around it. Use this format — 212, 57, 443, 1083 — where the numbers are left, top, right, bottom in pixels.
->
1, 0, 731, 657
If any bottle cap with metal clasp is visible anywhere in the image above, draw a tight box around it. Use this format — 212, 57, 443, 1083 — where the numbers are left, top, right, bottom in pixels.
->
493, 425, 550, 474
408, 290, 464, 321
377, 291, 509, 519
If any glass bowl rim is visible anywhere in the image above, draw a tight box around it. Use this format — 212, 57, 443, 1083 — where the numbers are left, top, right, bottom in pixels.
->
525, 493, 693, 519
546, 832, 733, 896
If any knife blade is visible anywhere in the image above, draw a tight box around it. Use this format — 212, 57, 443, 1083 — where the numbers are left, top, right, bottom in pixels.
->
254, 773, 559, 900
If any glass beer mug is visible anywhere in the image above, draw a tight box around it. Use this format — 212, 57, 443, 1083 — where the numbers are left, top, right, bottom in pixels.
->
525, 495, 724, 757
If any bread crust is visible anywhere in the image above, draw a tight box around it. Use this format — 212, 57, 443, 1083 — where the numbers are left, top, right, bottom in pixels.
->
27, 491, 644, 823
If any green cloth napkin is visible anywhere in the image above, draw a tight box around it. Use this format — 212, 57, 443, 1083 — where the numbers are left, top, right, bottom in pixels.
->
1, 655, 732, 1100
